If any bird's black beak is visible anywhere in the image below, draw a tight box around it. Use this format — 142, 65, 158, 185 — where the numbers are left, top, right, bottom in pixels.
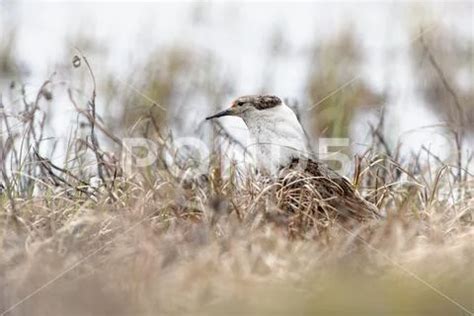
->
205, 108, 235, 120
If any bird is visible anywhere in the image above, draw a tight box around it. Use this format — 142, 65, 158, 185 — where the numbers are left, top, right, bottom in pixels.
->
206, 95, 380, 228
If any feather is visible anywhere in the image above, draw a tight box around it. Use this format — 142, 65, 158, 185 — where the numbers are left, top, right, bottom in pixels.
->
277, 158, 381, 226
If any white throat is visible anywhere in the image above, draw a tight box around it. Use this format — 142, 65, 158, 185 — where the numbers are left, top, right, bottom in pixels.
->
241, 102, 311, 174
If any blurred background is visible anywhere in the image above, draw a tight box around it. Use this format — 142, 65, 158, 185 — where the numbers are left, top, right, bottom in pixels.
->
0, 3, 473, 314
0, 0, 472, 173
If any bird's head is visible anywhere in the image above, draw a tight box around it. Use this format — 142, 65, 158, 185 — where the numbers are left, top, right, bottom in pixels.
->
206, 95, 310, 172
205, 95, 282, 121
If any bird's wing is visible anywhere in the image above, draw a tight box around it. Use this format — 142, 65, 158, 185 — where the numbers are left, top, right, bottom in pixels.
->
279, 158, 381, 221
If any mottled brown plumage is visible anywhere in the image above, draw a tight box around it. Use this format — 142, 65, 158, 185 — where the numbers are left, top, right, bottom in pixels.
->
206, 94, 381, 232
232, 95, 282, 110
276, 158, 380, 230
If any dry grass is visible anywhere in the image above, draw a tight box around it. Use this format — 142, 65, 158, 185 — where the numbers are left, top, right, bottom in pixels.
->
0, 157, 472, 315
0, 51, 473, 316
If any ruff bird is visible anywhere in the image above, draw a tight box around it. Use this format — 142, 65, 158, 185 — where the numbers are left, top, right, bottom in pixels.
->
206, 95, 380, 224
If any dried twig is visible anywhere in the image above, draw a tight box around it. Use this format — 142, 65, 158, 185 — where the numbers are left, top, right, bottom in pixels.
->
419, 33, 464, 181
70, 52, 122, 201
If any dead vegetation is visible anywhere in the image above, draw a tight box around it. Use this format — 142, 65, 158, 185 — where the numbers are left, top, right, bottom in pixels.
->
0, 52, 472, 315
0, 15, 473, 314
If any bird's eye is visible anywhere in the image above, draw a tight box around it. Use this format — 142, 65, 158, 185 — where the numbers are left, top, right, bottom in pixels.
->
237, 101, 244, 106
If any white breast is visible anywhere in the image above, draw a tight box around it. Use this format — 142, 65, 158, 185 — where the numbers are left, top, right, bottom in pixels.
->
241, 103, 311, 174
